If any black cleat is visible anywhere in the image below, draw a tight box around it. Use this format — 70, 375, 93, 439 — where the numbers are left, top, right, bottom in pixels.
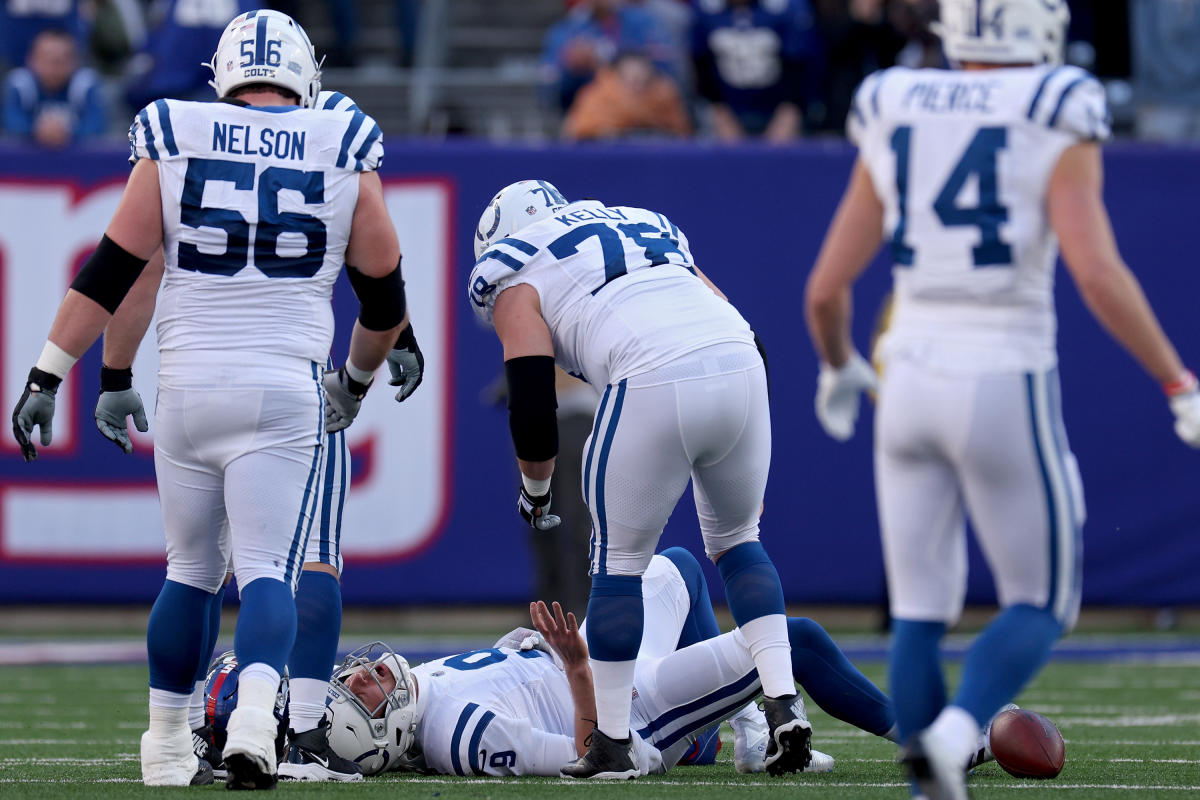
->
224, 752, 277, 791
560, 728, 639, 780
277, 719, 363, 782
762, 693, 813, 776
193, 723, 226, 779
191, 759, 214, 786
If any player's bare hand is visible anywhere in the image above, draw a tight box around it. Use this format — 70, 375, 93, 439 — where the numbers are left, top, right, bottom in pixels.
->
530, 600, 587, 667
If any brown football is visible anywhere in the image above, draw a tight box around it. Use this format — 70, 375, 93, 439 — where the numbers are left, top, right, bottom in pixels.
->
989, 708, 1066, 779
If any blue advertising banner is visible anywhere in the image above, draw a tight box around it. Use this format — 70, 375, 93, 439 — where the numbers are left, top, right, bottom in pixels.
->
0, 140, 1197, 606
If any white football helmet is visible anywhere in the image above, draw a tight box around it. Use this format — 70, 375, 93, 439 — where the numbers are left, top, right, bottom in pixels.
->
473, 180, 570, 260
207, 9, 322, 108
325, 642, 425, 776
933, 0, 1070, 66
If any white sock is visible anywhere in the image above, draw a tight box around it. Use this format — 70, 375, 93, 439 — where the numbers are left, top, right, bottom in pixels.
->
236, 664, 282, 715
928, 705, 981, 768
729, 700, 763, 727
148, 691, 191, 739
589, 659, 637, 740
287, 678, 330, 734
738, 614, 795, 698
188, 680, 205, 731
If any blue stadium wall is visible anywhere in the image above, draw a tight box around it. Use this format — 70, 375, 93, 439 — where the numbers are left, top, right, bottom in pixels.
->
0, 141, 1197, 606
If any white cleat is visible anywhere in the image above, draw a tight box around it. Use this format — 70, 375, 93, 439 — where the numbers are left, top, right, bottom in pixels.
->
901, 729, 969, 800
732, 704, 834, 774
140, 729, 213, 786
223, 706, 279, 790
968, 702, 1019, 771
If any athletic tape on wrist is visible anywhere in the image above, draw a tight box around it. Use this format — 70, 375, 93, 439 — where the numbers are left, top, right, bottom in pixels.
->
521, 474, 552, 497
343, 360, 375, 386
35, 341, 77, 380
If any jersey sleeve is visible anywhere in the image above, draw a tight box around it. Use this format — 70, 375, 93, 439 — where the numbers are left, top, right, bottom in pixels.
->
422, 702, 577, 777
466, 236, 543, 325
128, 99, 182, 164
316, 90, 360, 112
335, 109, 384, 171
1027, 66, 1111, 143
846, 69, 890, 147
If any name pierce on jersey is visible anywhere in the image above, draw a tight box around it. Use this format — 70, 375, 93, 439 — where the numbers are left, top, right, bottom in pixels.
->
211, 122, 306, 160
903, 79, 1001, 114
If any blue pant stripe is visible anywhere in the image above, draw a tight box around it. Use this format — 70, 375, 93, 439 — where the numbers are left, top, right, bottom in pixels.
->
593, 380, 627, 576
284, 364, 325, 586
635, 669, 760, 749
1025, 371, 1076, 623
584, 385, 612, 571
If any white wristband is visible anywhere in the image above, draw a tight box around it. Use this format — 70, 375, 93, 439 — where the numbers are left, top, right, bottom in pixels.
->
521, 474, 552, 497
35, 341, 78, 379
343, 359, 374, 386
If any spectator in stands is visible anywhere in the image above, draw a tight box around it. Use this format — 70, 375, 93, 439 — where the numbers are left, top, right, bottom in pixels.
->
563, 50, 692, 140
809, 0, 904, 134
888, 0, 943, 69
124, 0, 256, 111
2, 29, 106, 148
541, 0, 676, 112
1131, 0, 1200, 141
0, 0, 87, 71
691, 0, 820, 143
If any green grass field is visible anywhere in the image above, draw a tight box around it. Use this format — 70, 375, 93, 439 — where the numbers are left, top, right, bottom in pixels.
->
3, 650, 1198, 799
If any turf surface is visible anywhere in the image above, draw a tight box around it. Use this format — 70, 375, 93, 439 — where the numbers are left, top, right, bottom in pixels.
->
3, 653, 1198, 798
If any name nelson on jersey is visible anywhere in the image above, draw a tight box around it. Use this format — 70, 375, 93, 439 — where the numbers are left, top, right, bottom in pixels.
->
211, 120, 305, 160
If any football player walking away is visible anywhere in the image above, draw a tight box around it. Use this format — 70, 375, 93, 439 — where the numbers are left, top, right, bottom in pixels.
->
11, 9, 412, 790
93, 87, 424, 785
469, 181, 808, 778
803, 1, 1200, 798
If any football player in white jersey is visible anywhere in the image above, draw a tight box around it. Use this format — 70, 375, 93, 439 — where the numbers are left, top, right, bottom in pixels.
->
10, 9, 413, 790
322, 547, 900, 778
469, 182, 807, 778
802, 1, 1200, 797
93, 86, 424, 785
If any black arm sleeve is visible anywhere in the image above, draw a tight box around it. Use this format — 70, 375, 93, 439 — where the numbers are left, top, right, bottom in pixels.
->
70, 235, 149, 314
346, 257, 407, 331
505, 355, 558, 462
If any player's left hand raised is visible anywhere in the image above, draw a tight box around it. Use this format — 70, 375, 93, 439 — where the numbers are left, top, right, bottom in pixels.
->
386, 325, 424, 403
12, 367, 61, 462
530, 600, 587, 669
815, 351, 878, 441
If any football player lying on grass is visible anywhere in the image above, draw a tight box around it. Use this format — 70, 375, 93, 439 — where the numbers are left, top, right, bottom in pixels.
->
319, 547, 977, 778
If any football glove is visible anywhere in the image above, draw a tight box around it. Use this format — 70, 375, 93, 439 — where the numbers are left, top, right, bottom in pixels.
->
493, 626, 565, 670
324, 366, 372, 434
815, 351, 878, 442
12, 367, 61, 462
94, 366, 148, 454
518, 485, 562, 531
1166, 371, 1200, 448
386, 325, 424, 403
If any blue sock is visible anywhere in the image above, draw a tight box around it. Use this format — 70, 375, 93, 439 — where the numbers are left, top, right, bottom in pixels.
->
953, 604, 1062, 726
716, 541, 785, 626
660, 547, 722, 649
585, 574, 643, 662
234, 578, 296, 674
788, 617, 894, 736
289, 571, 342, 681
148, 580, 215, 694
889, 619, 947, 740
192, 584, 226, 684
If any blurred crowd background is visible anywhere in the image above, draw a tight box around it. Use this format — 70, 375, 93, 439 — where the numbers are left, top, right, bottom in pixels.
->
1, 0, 1198, 149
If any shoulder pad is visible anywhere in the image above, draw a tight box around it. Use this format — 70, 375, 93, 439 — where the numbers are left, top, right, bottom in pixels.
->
1026, 66, 1110, 142
128, 99, 182, 164
335, 109, 384, 171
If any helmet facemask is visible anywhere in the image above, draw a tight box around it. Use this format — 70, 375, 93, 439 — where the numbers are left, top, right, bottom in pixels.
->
325, 642, 424, 775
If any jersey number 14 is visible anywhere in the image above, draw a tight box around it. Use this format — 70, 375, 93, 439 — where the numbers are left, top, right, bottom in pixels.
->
890, 125, 1013, 268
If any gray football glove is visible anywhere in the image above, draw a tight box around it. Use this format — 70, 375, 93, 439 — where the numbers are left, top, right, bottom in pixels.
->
95, 366, 148, 454
12, 367, 61, 462
518, 486, 562, 531
815, 351, 878, 442
386, 325, 424, 403
324, 366, 372, 434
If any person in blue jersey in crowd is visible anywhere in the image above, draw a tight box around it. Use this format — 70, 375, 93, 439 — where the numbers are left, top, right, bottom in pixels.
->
691, 0, 820, 142
541, 0, 676, 112
2, 28, 106, 147
124, 0, 257, 111
0, 0, 87, 69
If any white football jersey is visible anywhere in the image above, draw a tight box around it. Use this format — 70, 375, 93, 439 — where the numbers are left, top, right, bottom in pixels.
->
468, 201, 754, 387
850, 65, 1110, 372
407, 647, 661, 777
128, 98, 383, 370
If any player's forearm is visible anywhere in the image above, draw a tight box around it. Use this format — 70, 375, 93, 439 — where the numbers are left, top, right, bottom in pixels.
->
1074, 263, 1185, 386
805, 287, 853, 367
45, 290, 117, 365
565, 664, 597, 757
347, 319, 403, 375
102, 250, 164, 369
518, 456, 555, 482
